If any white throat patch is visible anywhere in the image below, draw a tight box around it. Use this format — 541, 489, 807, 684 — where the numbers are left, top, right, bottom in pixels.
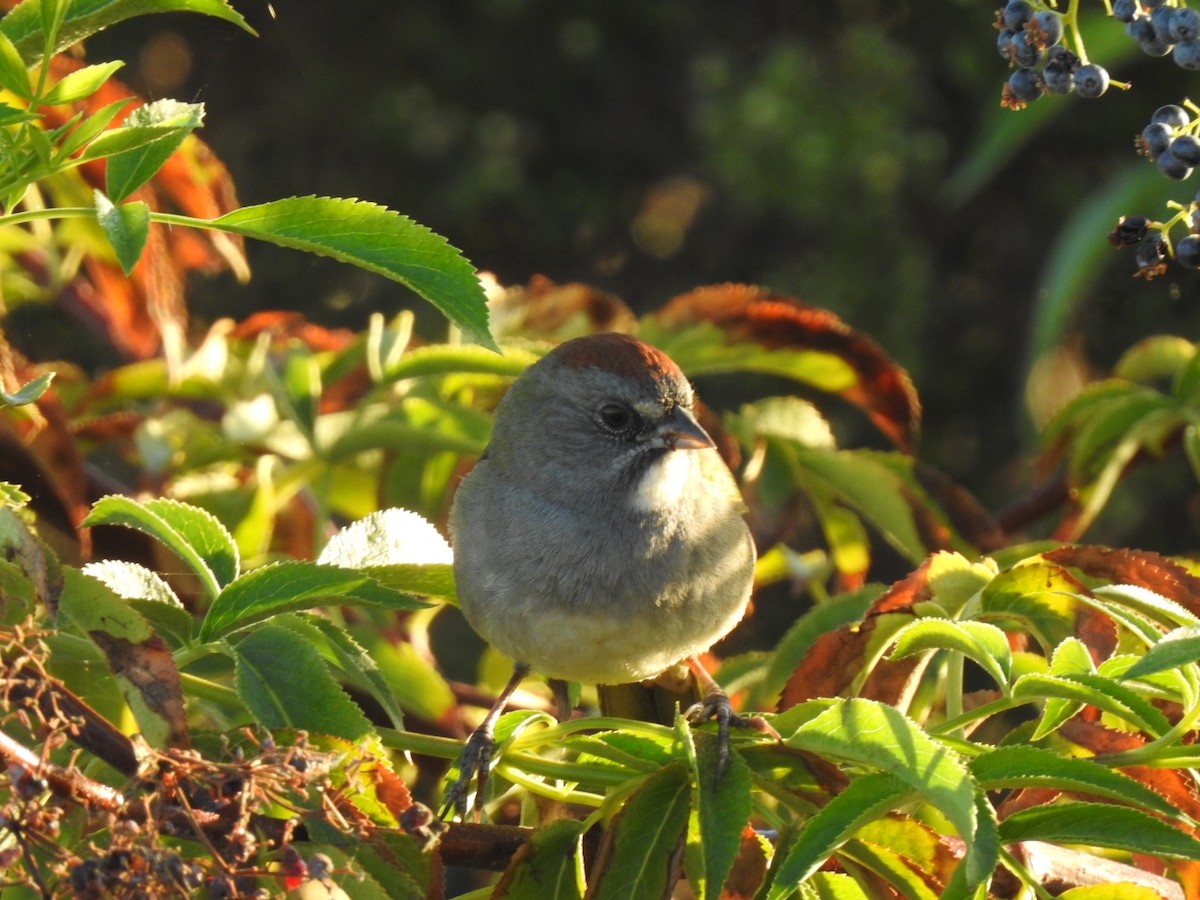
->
630, 450, 693, 513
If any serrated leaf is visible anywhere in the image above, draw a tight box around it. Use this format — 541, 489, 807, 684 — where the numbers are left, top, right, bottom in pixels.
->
40, 60, 122, 105
494, 818, 585, 900
319, 508, 452, 568
1032, 637, 1094, 740
83, 495, 238, 599
0, 30, 29, 98
840, 838, 939, 900
1124, 625, 1200, 679
786, 698, 989, 886
1, 0, 254, 65
278, 614, 407, 732
766, 772, 914, 897
54, 97, 133, 160
685, 728, 752, 900
970, 745, 1184, 821
200, 561, 368, 641
211, 197, 494, 349
977, 562, 1079, 652
889, 618, 1012, 692
0, 371, 53, 406
998, 802, 1200, 859
58, 568, 187, 747
95, 191, 149, 273
233, 623, 372, 740
100, 99, 205, 201
589, 762, 691, 900
1013, 672, 1172, 738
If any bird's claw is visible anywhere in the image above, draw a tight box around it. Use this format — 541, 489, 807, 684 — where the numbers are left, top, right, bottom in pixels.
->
685, 688, 777, 784
440, 726, 496, 821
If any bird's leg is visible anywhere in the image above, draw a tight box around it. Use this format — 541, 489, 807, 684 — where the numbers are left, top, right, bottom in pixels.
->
683, 656, 779, 782
441, 662, 531, 820
548, 678, 574, 722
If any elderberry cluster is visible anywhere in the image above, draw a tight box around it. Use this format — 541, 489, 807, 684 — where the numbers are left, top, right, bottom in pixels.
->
1138, 104, 1200, 180
1108, 208, 1200, 279
996, 1, 1109, 108
1112, 0, 1200, 69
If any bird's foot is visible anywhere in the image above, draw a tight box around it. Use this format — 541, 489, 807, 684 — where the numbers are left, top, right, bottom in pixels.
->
440, 724, 496, 821
685, 688, 779, 783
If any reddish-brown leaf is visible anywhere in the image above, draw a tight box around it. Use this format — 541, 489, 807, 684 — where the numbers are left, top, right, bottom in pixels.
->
653, 284, 921, 451
718, 826, 769, 900
88, 631, 189, 749
778, 558, 935, 710
488, 275, 638, 340
1045, 546, 1200, 616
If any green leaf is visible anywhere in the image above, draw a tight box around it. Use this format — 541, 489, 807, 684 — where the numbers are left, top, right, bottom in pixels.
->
1113, 335, 1196, 387
211, 197, 494, 350
1032, 637, 1094, 740
199, 561, 368, 641
0, 371, 53, 406
786, 698, 988, 886
839, 838, 939, 900
100, 99, 205, 201
277, 614, 407, 732
0, 30, 30, 98
682, 726, 752, 900
58, 566, 153, 643
494, 818, 585, 900
970, 745, 1185, 821
977, 562, 1079, 652
1124, 625, 1200, 680
997, 802, 1200, 859
82, 559, 191, 645
232, 622, 372, 740
1012, 672, 1173, 738
766, 772, 914, 897
94, 191, 149, 273
318, 508, 452, 568
54, 97, 133, 160
0, 0, 254, 65
83, 495, 239, 600
40, 60, 122, 105
381, 342, 536, 383
889, 618, 1012, 692
589, 762, 692, 900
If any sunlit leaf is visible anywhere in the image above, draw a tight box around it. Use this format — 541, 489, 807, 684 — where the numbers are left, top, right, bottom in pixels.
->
94, 191, 149, 273
232, 622, 372, 740
0, 29, 30, 98
102, 99, 205, 202
40, 60, 122, 105
889, 618, 1012, 692
211, 197, 494, 350
1124, 625, 1200, 680
998, 802, 1200, 859
493, 818, 585, 900
0, 371, 53, 406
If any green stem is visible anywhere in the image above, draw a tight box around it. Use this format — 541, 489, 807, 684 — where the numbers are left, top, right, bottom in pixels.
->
178, 672, 242, 708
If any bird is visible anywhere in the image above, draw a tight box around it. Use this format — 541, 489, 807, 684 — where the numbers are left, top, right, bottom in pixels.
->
444, 331, 757, 816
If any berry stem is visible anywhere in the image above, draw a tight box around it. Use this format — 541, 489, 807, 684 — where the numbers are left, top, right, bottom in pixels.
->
1063, 0, 1089, 62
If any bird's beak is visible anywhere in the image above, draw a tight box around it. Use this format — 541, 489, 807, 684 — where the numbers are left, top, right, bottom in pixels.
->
650, 406, 715, 451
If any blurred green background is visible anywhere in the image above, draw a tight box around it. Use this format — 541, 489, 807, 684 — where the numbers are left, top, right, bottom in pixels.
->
61, 0, 1200, 548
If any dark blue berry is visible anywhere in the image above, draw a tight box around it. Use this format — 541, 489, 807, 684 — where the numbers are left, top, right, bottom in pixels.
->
1142, 122, 1174, 159
1135, 235, 1168, 271
1043, 61, 1074, 93
1113, 0, 1138, 23
1171, 7, 1200, 41
1153, 104, 1191, 128
1171, 134, 1200, 166
1003, 0, 1034, 30
1010, 32, 1040, 66
1176, 234, 1200, 268
1107, 215, 1150, 246
1129, 15, 1174, 55
1175, 39, 1200, 69
1007, 66, 1043, 102
1151, 5, 1177, 41
1045, 45, 1080, 68
997, 29, 1018, 61
1157, 148, 1193, 179
1031, 10, 1065, 46
1074, 63, 1110, 98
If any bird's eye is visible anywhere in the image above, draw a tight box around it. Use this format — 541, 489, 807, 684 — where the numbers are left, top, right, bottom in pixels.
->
597, 401, 637, 432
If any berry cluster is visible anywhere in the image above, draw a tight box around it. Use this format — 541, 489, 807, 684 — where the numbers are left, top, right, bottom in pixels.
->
1112, 0, 1200, 69
1137, 103, 1200, 180
1108, 101, 1200, 278
996, 1, 1110, 108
